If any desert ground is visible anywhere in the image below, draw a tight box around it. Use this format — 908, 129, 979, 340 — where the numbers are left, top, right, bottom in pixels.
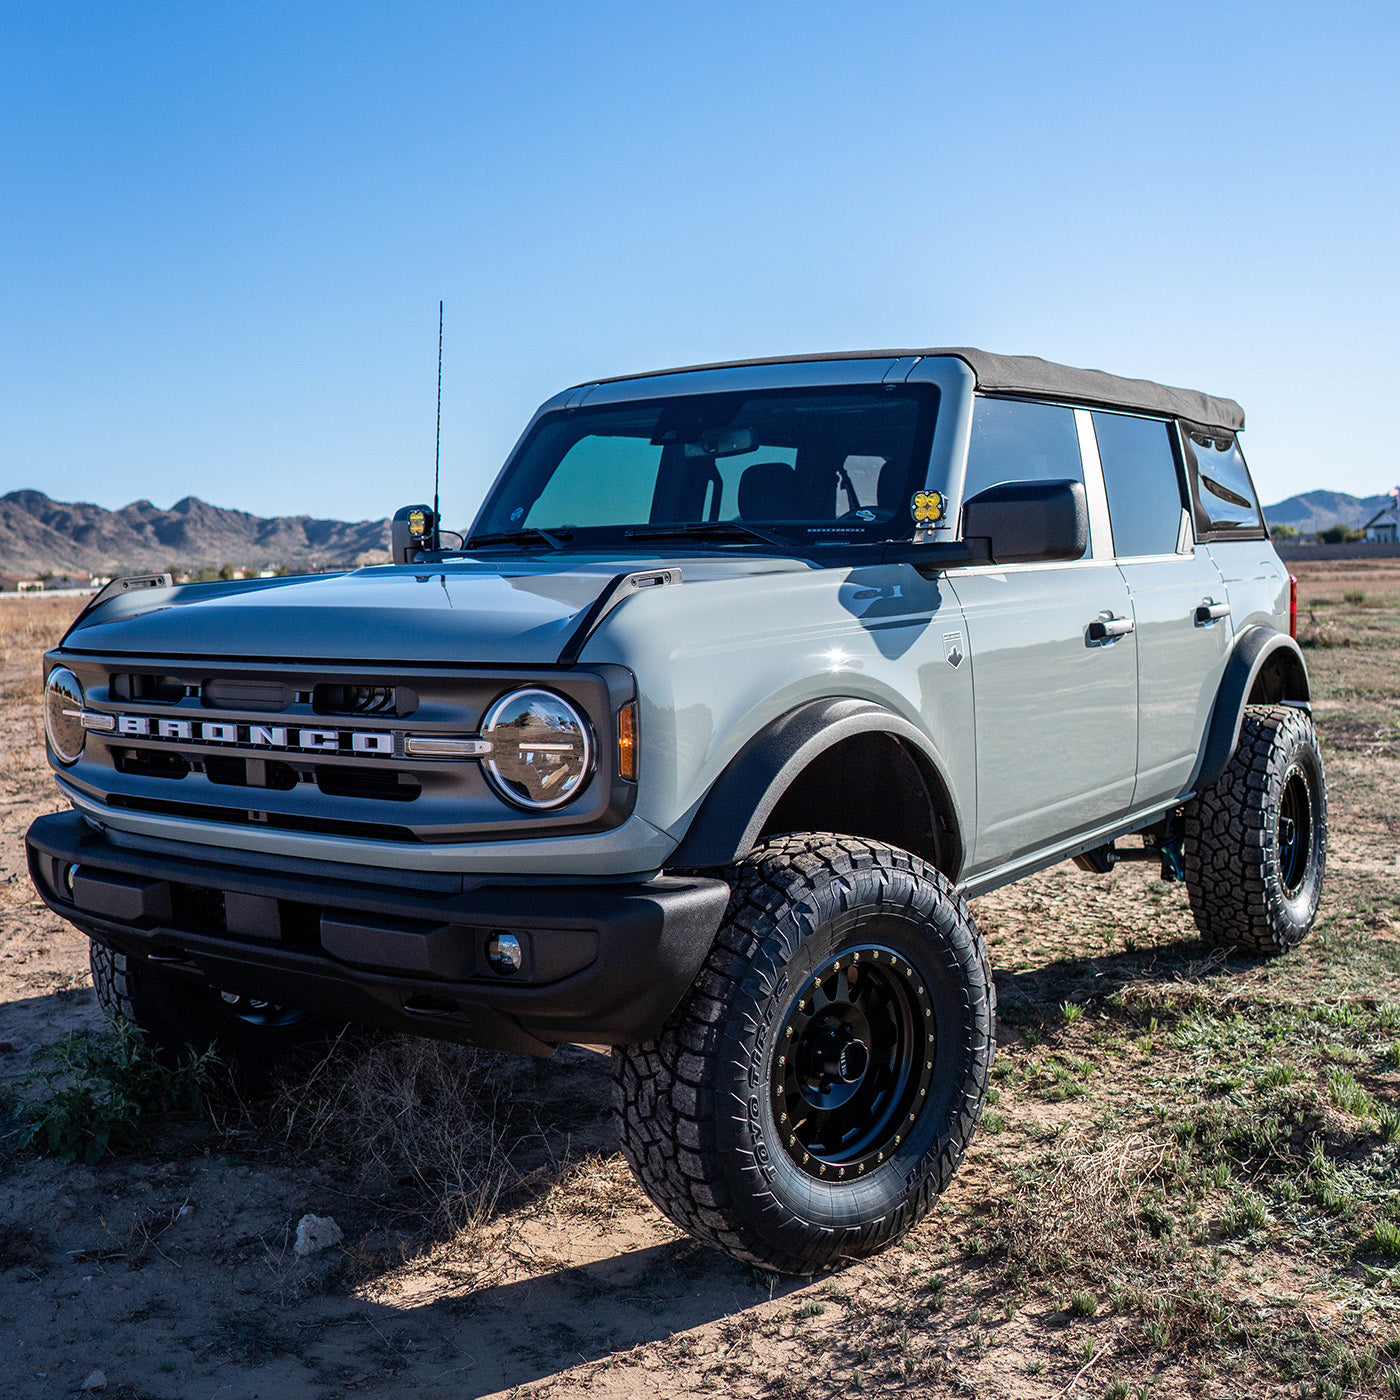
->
1, 561, 1397, 1400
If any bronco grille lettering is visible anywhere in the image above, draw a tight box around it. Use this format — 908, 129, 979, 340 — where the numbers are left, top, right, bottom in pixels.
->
103, 713, 397, 756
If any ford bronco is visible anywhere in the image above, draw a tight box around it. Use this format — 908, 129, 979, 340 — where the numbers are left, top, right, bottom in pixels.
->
27, 347, 1325, 1273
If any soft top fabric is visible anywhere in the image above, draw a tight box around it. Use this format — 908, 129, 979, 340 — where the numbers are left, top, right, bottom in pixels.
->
583, 347, 1245, 432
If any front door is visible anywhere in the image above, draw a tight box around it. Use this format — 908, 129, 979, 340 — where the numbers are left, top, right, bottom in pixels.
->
951, 564, 1138, 871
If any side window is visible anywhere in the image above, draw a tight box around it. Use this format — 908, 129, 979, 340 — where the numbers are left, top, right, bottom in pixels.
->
964, 398, 1084, 499
1091, 411, 1187, 557
962, 397, 1086, 558
1184, 429, 1265, 538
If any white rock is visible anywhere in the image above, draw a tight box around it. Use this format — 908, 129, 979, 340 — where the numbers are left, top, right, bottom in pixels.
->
293, 1213, 343, 1257
81, 1370, 106, 1392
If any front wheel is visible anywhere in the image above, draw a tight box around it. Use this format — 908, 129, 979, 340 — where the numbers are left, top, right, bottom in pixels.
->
1183, 703, 1328, 955
613, 835, 995, 1275
89, 941, 326, 1078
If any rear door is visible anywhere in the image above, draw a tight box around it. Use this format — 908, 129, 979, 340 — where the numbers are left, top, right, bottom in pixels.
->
1089, 411, 1233, 808
949, 397, 1137, 874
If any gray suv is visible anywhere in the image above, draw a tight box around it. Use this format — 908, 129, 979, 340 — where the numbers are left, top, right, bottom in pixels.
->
27, 347, 1326, 1274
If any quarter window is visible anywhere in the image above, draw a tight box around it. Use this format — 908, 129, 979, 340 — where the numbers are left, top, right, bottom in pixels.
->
1091, 411, 1186, 557
1184, 429, 1265, 538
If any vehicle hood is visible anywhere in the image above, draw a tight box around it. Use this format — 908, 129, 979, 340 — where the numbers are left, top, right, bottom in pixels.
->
58, 555, 809, 664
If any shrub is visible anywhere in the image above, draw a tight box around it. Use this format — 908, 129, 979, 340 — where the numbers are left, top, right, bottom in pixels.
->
20, 1023, 213, 1165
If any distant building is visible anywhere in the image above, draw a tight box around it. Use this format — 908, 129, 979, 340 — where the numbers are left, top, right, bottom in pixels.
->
44, 572, 92, 590
0, 574, 43, 593
1363, 503, 1400, 544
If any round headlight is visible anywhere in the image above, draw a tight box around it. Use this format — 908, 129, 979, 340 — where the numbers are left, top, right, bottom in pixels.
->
480, 687, 593, 810
44, 667, 87, 765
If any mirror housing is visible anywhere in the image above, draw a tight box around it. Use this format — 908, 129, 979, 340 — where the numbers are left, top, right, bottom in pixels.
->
961, 478, 1087, 565
392, 504, 439, 564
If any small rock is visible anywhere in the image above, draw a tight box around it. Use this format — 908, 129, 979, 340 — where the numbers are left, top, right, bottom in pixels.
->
81, 1370, 106, 1392
178, 1203, 195, 1217
293, 1213, 343, 1257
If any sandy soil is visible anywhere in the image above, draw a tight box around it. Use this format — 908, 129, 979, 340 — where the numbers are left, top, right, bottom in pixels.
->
1, 567, 1396, 1400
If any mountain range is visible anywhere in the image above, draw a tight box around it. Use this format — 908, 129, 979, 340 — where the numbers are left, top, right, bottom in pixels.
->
2, 485, 1396, 579
1262, 490, 1396, 534
0, 491, 391, 577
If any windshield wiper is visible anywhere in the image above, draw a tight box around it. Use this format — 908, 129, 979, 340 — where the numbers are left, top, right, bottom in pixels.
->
625, 521, 788, 548
463, 527, 572, 552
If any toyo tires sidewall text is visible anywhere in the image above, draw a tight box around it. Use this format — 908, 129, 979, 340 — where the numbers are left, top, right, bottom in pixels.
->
614, 835, 995, 1274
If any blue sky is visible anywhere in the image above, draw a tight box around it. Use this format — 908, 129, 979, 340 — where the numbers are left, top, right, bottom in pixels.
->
2, 1, 1397, 526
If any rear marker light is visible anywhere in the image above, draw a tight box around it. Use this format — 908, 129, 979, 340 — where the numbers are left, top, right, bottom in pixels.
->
1289, 574, 1298, 639
617, 701, 638, 781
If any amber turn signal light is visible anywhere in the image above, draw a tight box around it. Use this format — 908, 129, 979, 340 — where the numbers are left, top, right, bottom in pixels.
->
617, 701, 638, 781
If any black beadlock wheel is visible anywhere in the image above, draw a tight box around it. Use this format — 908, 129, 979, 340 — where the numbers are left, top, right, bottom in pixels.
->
89, 941, 325, 1078
612, 834, 995, 1275
1183, 703, 1328, 955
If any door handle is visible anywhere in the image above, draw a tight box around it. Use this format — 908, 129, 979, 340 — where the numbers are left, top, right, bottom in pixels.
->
1194, 601, 1231, 625
1087, 615, 1134, 642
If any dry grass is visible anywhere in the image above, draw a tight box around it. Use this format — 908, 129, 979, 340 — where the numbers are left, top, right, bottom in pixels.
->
0, 594, 76, 670
993, 1128, 1169, 1279
258, 1032, 519, 1238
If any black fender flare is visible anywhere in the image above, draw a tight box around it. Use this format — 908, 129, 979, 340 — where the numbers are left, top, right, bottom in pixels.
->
667, 697, 965, 872
1192, 626, 1310, 791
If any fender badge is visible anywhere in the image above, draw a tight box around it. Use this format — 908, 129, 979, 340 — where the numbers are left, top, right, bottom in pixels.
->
911, 490, 944, 524
944, 631, 965, 668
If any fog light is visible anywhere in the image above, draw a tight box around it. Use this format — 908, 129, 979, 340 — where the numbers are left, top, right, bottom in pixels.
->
485, 932, 523, 975
62, 863, 79, 896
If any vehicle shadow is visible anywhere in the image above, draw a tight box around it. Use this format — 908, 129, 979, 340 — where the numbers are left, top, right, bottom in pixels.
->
991, 931, 1266, 1025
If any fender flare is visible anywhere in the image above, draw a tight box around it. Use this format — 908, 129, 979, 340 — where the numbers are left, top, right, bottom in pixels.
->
667, 697, 965, 872
1192, 626, 1310, 791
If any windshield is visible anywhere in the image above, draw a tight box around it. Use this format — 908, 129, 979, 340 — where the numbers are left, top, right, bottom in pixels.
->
472, 385, 940, 549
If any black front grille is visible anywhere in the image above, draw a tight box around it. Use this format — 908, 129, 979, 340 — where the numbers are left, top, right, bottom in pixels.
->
114, 748, 191, 780
59, 651, 628, 843
313, 683, 415, 717
315, 766, 421, 802
202, 679, 295, 711
205, 756, 300, 791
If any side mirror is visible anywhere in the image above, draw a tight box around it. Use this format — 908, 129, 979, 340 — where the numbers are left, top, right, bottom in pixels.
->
392, 504, 439, 564
961, 479, 1088, 564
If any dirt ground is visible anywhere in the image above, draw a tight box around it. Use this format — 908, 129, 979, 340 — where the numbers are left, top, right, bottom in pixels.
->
1, 562, 1397, 1400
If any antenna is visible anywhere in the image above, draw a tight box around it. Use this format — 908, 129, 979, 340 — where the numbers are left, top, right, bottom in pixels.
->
433, 300, 444, 521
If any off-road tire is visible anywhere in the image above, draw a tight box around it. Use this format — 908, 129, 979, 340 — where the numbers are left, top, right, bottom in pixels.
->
89, 940, 325, 1078
1183, 704, 1327, 955
613, 834, 995, 1275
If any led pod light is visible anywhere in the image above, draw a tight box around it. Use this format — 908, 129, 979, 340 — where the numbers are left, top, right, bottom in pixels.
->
479, 687, 593, 810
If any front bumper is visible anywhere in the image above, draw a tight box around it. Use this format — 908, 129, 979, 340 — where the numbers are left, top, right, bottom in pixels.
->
27, 810, 730, 1056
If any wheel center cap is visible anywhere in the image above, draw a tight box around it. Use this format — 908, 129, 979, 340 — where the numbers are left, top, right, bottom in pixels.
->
810, 1026, 870, 1086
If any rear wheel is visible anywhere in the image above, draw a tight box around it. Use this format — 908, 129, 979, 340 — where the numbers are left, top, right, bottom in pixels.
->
89, 941, 325, 1078
1183, 704, 1327, 955
613, 835, 995, 1274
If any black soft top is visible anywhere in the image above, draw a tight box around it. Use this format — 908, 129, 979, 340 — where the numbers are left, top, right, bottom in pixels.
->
586, 347, 1245, 433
